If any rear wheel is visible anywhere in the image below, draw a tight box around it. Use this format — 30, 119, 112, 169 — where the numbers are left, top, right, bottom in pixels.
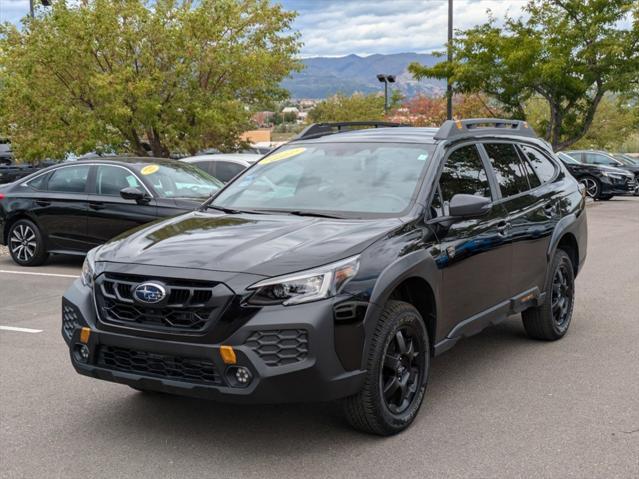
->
8, 219, 48, 266
522, 249, 575, 341
343, 300, 429, 435
598, 194, 613, 201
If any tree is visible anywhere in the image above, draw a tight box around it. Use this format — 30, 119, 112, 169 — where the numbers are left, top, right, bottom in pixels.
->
307, 92, 401, 123
393, 93, 504, 126
409, 0, 639, 150
0, 0, 301, 160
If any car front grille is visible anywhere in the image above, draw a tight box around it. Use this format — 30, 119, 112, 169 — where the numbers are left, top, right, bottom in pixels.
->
97, 345, 221, 385
94, 273, 232, 333
244, 329, 309, 366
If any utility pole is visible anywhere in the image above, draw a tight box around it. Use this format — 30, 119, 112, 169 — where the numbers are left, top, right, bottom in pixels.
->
29, 0, 35, 18
446, 0, 453, 120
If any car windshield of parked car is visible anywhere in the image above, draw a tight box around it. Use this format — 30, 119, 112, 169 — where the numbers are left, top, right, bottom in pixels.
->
136, 162, 223, 199
213, 142, 434, 216
613, 154, 637, 165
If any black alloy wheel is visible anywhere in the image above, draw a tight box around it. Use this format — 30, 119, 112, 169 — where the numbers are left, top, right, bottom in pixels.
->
550, 259, 574, 331
522, 249, 575, 340
8, 219, 48, 266
343, 300, 429, 435
380, 326, 422, 415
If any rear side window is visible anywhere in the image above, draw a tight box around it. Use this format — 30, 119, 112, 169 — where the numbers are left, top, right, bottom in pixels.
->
439, 145, 492, 201
484, 143, 530, 197
214, 161, 245, 183
47, 166, 90, 193
520, 145, 557, 183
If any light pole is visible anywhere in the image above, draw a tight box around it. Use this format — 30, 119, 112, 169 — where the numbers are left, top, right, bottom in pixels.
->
377, 74, 396, 113
446, 0, 453, 120
29, 0, 52, 18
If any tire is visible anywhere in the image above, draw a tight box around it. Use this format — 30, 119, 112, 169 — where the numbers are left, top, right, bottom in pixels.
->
598, 195, 613, 201
522, 249, 575, 341
580, 176, 601, 200
7, 219, 48, 266
343, 300, 429, 436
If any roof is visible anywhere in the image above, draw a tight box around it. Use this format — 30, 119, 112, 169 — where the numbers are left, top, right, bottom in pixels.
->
75, 156, 177, 168
180, 153, 262, 165
296, 127, 439, 144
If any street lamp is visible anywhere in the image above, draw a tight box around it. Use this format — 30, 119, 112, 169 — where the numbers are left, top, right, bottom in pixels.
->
377, 74, 396, 113
29, 0, 52, 18
446, 0, 453, 120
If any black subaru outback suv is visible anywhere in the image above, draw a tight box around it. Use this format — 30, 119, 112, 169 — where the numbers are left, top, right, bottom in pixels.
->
62, 119, 587, 435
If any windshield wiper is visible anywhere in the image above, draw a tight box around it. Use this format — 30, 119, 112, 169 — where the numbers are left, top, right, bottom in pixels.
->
265, 209, 344, 219
205, 204, 267, 215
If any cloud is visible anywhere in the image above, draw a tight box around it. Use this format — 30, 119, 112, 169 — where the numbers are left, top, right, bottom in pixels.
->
278, 0, 529, 57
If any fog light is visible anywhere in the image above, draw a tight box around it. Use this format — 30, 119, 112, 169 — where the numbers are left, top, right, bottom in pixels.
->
74, 344, 90, 363
225, 366, 253, 388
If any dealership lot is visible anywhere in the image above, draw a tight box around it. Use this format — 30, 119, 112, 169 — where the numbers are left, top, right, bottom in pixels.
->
1, 198, 638, 478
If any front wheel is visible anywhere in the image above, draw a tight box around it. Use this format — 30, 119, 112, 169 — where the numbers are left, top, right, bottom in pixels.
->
522, 249, 575, 341
8, 219, 49, 266
580, 176, 601, 199
343, 300, 429, 435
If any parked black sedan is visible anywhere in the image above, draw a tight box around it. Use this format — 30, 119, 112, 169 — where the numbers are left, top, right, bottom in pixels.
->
0, 157, 223, 266
556, 152, 636, 200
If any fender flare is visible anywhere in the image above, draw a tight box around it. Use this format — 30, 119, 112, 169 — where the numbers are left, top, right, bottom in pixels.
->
359, 250, 441, 368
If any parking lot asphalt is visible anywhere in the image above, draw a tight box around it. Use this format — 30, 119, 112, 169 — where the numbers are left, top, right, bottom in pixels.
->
1, 198, 638, 479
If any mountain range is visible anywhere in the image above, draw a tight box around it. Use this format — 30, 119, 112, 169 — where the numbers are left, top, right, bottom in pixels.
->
282, 52, 445, 99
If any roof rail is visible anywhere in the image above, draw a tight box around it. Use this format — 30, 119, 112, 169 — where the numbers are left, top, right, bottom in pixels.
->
434, 118, 537, 141
295, 121, 406, 140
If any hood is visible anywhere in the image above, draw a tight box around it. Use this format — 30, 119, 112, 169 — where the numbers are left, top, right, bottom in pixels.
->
578, 164, 633, 176
96, 211, 403, 277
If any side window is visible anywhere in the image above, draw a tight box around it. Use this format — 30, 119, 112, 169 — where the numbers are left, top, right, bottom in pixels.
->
437, 145, 492, 215
214, 161, 245, 183
484, 143, 530, 197
47, 166, 90, 193
96, 166, 142, 196
584, 153, 616, 166
520, 145, 557, 183
517, 148, 541, 189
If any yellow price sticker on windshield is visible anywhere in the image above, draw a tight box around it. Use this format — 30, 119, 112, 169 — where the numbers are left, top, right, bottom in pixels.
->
140, 164, 160, 175
260, 147, 306, 165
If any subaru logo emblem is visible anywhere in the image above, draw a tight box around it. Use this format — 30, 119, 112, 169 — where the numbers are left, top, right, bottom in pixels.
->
133, 282, 166, 304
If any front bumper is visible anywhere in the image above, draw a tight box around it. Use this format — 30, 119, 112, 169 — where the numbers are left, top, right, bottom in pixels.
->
62, 279, 366, 403
600, 176, 637, 196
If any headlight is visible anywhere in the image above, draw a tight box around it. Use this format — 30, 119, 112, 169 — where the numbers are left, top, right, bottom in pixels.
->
81, 248, 98, 287
247, 255, 360, 306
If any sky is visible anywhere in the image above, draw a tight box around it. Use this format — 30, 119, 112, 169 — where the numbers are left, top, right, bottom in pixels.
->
0, 0, 531, 57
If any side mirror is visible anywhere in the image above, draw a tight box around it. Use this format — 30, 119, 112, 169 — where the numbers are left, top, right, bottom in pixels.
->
120, 187, 148, 203
449, 194, 491, 217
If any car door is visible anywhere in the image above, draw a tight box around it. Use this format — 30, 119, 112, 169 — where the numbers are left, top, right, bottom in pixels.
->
430, 143, 512, 337
85, 164, 158, 246
481, 142, 562, 298
28, 164, 91, 252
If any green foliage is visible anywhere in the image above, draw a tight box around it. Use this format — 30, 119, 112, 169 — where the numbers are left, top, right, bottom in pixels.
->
0, 0, 301, 160
409, 0, 639, 150
308, 92, 397, 123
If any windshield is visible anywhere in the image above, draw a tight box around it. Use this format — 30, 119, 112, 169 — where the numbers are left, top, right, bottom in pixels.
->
136, 162, 223, 199
613, 154, 637, 165
557, 152, 581, 165
213, 142, 434, 217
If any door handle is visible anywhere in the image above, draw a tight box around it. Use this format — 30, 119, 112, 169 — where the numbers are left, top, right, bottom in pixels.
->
89, 202, 105, 210
35, 200, 51, 207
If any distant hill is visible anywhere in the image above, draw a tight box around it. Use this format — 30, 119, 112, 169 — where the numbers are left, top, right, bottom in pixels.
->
282, 53, 445, 99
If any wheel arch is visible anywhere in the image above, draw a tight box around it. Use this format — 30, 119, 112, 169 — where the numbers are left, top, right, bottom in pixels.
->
547, 212, 585, 279
3, 211, 42, 245
363, 251, 440, 364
